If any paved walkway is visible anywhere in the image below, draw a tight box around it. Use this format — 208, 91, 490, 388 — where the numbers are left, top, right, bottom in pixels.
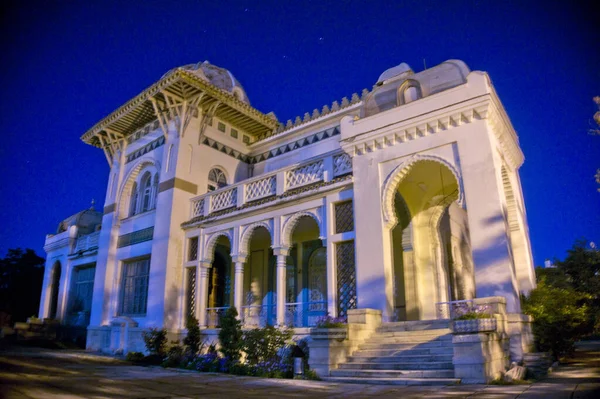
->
1, 342, 599, 398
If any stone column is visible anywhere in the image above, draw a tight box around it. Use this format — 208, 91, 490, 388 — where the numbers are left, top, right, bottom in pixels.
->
198, 262, 211, 328
232, 256, 246, 320
273, 247, 289, 326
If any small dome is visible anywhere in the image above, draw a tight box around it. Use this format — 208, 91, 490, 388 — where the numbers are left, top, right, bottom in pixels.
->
162, 61, 250, 105
377, 62, 413, 84
57, 208, 102, 235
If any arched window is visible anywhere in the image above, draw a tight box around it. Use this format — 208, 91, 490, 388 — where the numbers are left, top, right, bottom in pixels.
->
398, 81, 422, 105
129, 182, 138, 217
140, 172, 153, 212
208, 168, 227, 192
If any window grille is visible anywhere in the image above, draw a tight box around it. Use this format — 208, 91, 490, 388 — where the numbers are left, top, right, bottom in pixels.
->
188, 237, 199, 261
243, 135, 250, 144
230, 128, 238, 139
70, 265, 95, 313
119, 258, 150, 316
208, 168, 227, 191
218, 122, 226, 132
335, 200, 354, 233
336, 241, 357, 320
186, 267, 196, 320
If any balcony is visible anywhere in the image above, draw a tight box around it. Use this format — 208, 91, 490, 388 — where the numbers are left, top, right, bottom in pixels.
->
70, 231, 101, 257
189, 152, 352, 220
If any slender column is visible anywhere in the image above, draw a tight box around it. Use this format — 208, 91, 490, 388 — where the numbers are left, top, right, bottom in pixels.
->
232, 255, 246, 320
273, 247, 289, 326
198, 262, 211, 328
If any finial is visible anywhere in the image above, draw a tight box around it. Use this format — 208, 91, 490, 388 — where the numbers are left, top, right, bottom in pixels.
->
312, 109, 320, 119
351, 93, 360, 103
90, 199, 95, 210
341, 97, 350, 107
331, 100, 340, 111
322, 104, 330, 114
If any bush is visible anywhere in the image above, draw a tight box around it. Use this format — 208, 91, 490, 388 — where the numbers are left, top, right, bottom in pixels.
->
142, 327, 167, 356
125, 351, 145, 363
243, 325, 293, 365
314, 315, 346, 328
184, 315, 203, 355
218, 307, 243, 362
522, 280, 591, 358
454, 312, 491, 320
161, 342, 186, 368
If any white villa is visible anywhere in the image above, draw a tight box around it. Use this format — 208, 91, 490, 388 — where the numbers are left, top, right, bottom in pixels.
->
38, 60, 536, 380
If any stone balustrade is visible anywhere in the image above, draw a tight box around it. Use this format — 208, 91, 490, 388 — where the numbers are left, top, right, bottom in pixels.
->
74, 231, 101, 253
190, 152, 352, 218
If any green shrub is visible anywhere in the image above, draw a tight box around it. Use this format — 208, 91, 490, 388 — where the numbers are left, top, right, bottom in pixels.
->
161, 342, 185, 368
184, 315, 203, 355
218, 307, 243, 362
454, 312, 492, 320
125, 351, 145, 362
522, 280, 591, 358
242, 325, 293, 365
142, 327, 167, 356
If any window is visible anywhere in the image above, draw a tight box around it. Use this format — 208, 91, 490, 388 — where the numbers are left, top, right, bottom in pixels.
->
208, 168, 227, 191
243, 135, 250, 144
398, 81, 422, 105
119, 258, 150, 316
70, 265, 95, 314
218, 122, 226, 132
335, 200, 354, 233
230, 128, 238, 139
188, 237, 199, 261
127, 170, 159, 217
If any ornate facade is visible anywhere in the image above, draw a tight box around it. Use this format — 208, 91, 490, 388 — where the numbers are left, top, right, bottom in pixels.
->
38, 60, 536, 354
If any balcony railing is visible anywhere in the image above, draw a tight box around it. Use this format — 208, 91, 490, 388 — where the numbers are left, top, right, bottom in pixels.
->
74, 231, 100, 253
190, 152, 352, 218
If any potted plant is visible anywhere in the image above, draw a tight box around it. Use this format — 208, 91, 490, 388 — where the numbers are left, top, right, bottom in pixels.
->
310, 315, 347, 341
451, 304, 497, 333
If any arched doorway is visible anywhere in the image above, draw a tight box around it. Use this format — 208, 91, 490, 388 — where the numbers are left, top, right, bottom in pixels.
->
49, 261, 62, 319
389, 159, 474, 320
207, 236, 232, 327
242, 226, 276, 327
287, 215, 327, 326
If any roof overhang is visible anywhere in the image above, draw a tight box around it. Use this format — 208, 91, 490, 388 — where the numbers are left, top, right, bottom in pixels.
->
81, 69, 279, 148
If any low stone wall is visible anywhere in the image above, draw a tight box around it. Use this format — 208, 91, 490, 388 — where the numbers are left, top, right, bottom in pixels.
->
307, 308, 381, 377
452, 330, 510, 383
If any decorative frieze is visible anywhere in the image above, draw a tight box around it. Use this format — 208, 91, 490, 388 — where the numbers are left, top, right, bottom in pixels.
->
125, 136, 166, 164
117, 227, 154, 248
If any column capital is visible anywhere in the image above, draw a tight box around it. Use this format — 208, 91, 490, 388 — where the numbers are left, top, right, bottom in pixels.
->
272, 246, 290, 257
199, 260, 212, 269
230, 253, 248, 264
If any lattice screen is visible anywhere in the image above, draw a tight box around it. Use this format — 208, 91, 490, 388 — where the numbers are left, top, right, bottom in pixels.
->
335, 200, 354, 233
188, 237, 199, 261
186, 267, 197, 320
336, 241, 357, 320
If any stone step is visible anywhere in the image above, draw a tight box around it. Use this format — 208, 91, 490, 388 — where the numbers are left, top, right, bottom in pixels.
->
377, 320, 451, 332
346, 354, 454, 363
322, 376, 460, 386
368, 335, 453, 344
352, 347, 455, 357
330, 369, 456, 379
374, 329, 452, 338
338, 361, 454, 370
359, 341, 453, 350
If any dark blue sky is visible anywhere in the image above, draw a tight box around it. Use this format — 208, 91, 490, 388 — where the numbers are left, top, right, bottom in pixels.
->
1, 1, 598, 265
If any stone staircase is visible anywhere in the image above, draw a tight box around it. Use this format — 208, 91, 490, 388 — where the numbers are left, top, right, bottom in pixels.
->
324, 319, 460, 385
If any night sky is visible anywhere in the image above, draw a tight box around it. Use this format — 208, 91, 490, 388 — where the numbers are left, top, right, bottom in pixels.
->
1, 1, 598, 266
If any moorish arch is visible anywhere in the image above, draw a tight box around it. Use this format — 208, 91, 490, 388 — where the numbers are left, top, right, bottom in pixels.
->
281, 210, 323, 248
116, 158, 161, 220
381, 154, 464, 229
239, 221, 273, 256
385, 155, 473, 320
202, 230, 234, 263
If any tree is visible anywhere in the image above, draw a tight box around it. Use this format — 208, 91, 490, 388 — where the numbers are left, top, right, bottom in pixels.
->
218, 307, 243, 362
0, 248, 45, 324
591, 97, 600, 191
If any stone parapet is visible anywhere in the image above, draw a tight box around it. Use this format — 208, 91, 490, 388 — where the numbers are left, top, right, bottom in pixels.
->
307, 308, 381, 377
452, 331, 510, 383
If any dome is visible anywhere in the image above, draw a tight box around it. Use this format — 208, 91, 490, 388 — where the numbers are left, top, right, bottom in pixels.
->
376, 62, 413, 84
162, 61, 250, 105
57, 208, 102, 235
